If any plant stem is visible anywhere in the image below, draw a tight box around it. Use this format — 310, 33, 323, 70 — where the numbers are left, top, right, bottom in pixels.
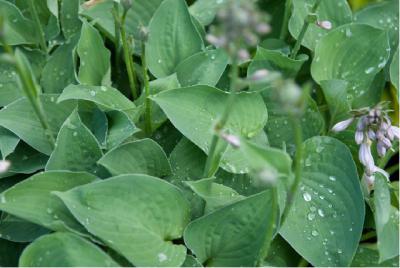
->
112, 2, 122, 69
290, 0, 322, 59
280, 115, 303, 226
203, 55, 239, 178
28, 0, 47, 52
0, 41, 55, 148
141, 40, 152, 136
279, 0, 292, 40
120, 11, 138, 99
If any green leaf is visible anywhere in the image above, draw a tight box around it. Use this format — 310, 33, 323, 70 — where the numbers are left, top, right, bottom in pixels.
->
289, 0, 352, 51
311, 24, 390, 107
77, 21, 111, 86
354, 0, 399, 60
0, 62, 21, 106
176, 49, 228, 87
0, 214, 49, 243
0, 95, 76, 155
19, 232, 118, 267
60, 0, 82, 39
390, 48, 399, 91
146, 0, 203, 78
55, 174, 190, 267
6, 142, 48, 174
152, 85, 268, 173
0, 127, 19, 159
374, 174, 399, 262
280, 136, 364, 266
58, 84, 138, 121
320, 79, 351, 127
264, 235, 302, 267
351, 245, 399, 267
106, 111, 139, 150
0, 171, 97, 233
46, 110, 103, 173
189, 0, 226, 26
40, 35, 79, 93
0, 0, 37, 45
98, 138, 171, 177
184, 190, 278, 266
185, 177, 243, 214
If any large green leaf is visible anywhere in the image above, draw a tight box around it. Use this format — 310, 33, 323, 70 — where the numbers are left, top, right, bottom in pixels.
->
19, 232, 118, 267
46, 110, 103, 174
0, 63, 21, 107
0, 171, 97, 233
98, 138, 171, 177
0, 214, 49, 243
77, 21, 111, 86
55, 174, 190, 267
58, 84, 138, 121
0, 0, 36, 45
374, 174, 399, 262
184, 190, 278, 266
311, 24, 390, 107
106, 111, 139, 150
280, 136, 364, 266
176, 49, 228, 87
189, 0, 226, 26
60, 0, 81, 39
152, 85, 268, 173
146, 0, 203, 78
351, 245, 399, 267
0, 127, 19, 159
0, 95, 76, 155
5, 142, 48, 175
40, 35, 79, 93
390, 48, 399, 91
289, 0, 352, 51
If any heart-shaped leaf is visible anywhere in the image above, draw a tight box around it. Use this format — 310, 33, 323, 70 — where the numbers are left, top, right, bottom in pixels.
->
55, 174, 190, 267
280, 136, 364, 266
146, 0, 203, 78
184, 190, 278, 266
98, 138, 171, 177
46, 110, 103, 174
19, 232, 118, 267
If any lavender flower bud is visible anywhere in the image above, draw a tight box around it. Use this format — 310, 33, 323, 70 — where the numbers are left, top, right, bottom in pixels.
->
237, 49, 250, 61
206, 34, 225, 47
367, 129, 376, 140
376, 141, 387, 157
250, 69, 269, 81
380, 121, 390, 131
355, 130, 364, 145
359, 142, 375, 175
316, 20, 332, 30
331, 117, 354, 132
255, 23, 271, 34
380, 136, 392, 148
376, 130, 385, 140
356, 116, 367, 131
0, 160, 10, 173
390, 126, 400, 140
221, 133, 241, 148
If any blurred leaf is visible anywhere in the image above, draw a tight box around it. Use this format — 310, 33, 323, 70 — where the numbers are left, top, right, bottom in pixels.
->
19, 232, 118, 267
56, 174, 190, 267
189, 0, 226, 26
280, 136, 364, 266
351, 245, 399, 267
390, 48, 399, 91
146, 0, 203, 77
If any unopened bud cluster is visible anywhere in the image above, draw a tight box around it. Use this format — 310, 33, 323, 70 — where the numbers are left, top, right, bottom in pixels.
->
205, 0, 270, 60
332, 104, 399, 186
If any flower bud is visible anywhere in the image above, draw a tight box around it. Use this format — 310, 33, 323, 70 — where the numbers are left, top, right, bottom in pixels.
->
376, 141, 387, 157
237, 49, 250, 61
121, 0, 132, 11
255, 23, 271, 34
390, 126, 400, 140
355, 130, 364, 145
0, 160, 10, 173
356, 116, 367, 131
332, 118, 354, 132
359, 142, 375, 175
316, 20, 332, 30
380, 136, 392, 148
367, 129, 376, 140
221, 133, 241, 148
250, 69, 269, 81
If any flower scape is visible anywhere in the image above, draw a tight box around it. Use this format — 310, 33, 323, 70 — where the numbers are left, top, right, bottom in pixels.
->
0, 0, 398, 267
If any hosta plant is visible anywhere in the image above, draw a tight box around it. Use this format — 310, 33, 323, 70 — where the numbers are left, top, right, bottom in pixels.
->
0, 0, 398, 267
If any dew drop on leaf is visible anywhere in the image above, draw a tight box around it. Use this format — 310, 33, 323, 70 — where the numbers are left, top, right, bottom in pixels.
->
303, 192, 312, 202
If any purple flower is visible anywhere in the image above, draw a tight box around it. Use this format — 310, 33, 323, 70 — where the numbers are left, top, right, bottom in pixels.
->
355, 131, 364, 145
331, 118, 354, 132
359, 142, 375, 175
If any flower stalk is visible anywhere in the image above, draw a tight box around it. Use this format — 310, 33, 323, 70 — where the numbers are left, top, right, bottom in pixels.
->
28, 0, 47, 53
141, 39, 152, 136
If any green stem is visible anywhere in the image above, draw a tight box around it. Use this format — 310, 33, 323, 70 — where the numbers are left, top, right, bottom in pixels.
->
112, 3, 121, 69
28, 0, 47, 52
203, 56, 239, 178
141, 41, 152, 136
120, 11, 138, 99
386, 163, 399, 176
361, 230, 376, 242
280, 115, 303, 226
279, 0, 292, 40
290, 0, 322, 59
0, 41, 55, 148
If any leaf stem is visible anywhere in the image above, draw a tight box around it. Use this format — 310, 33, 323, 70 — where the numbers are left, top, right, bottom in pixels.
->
28, 0, 47, 53
280, 115, 303, 225
141, 40, 152, 136
203, 55, 239, 177
0, 41, 55, 148
120, 10, 138, 99
290, 0, 322, 59
279, 0, 292, 40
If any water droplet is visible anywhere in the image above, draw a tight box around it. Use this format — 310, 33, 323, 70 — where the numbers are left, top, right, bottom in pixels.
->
0, 195, 6, 204
303, 192, 312, 202
345, 28, 352, 37
90, 90, 96, 96
337, 249, 343, 254
210, 54, 216, 60
307, 213, 316, 220
329, 176, 336, 181
73, 131, 78, 137
311, 230, 319, 236
318, 209, 325, 217
365, 67, 375, 74
101, 86, 107, 92
46, 208, 53, 214
305, 157, 312, 166
310, 206, 317, 212
157, 59, 162, 63
329, 230, 335, 235
158, 253, 167, 262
